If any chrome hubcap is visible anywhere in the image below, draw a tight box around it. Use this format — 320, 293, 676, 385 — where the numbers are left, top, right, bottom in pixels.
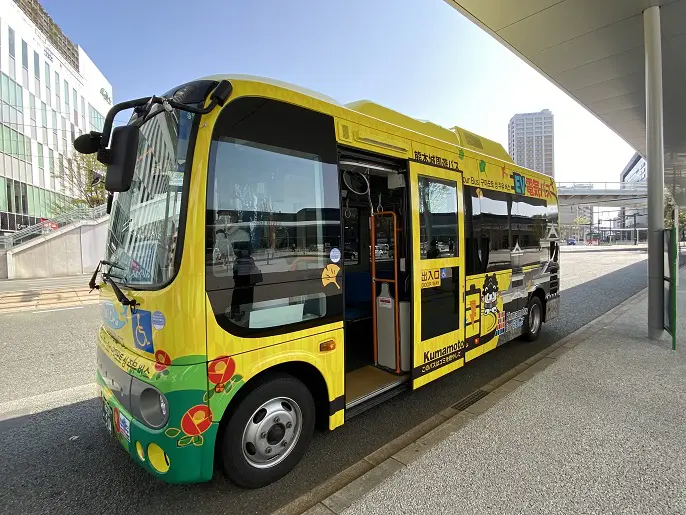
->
242, 397, 302, 469
529, 303, 541, 334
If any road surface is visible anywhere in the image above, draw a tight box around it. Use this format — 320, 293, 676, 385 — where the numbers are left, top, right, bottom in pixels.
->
0, 252, 648, 515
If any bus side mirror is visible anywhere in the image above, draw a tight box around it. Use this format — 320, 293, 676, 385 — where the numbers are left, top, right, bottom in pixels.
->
105, 125, 140, 192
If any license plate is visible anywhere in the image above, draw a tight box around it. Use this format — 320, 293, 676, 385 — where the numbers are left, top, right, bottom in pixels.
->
102, 398, 113, 435
118, 413, 131, 442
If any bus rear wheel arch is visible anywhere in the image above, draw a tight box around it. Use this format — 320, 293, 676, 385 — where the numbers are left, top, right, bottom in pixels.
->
219, 372, 316, 488
522, 293, 544, 342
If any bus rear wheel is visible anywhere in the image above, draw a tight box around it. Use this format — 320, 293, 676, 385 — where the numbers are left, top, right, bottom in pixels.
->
221, 374, 315, 488
522, 296, 543, 342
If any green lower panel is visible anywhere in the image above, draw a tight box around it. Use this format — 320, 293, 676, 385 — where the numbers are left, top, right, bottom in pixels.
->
97, 372, 217, 484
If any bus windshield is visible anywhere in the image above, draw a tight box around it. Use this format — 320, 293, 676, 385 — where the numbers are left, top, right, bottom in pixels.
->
105, 106, 196, 287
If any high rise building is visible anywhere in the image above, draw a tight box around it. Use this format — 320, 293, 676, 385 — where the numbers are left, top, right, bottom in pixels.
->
508, 109, 554, 178
0, 0, 113, 234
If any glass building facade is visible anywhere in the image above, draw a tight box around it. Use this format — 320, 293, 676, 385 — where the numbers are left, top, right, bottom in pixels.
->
0, 0, 111, 234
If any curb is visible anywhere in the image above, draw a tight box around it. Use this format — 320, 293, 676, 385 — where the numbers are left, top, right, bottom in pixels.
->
559, 247, 648, 253
272, 287, 649, 515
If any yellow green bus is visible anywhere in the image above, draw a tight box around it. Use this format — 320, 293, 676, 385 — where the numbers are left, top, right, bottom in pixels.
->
79, 75, 559, 488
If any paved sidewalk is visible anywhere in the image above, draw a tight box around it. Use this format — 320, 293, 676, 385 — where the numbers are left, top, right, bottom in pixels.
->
0, 274, 90, 293
305, 280, 685, 514
0, 274, 97, 314
560, 243, 648, 252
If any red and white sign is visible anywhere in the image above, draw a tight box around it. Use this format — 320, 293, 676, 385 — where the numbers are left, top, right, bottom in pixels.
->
378, 297, 392, 308
40, 219, 58, 231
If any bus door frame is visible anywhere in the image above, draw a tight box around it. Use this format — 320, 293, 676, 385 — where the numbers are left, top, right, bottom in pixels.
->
408, 161, 466, 390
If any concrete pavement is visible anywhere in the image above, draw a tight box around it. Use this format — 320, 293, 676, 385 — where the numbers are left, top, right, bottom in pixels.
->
301, 278, 686, 514
560, 243, 648, 252
0, 274, 97, 314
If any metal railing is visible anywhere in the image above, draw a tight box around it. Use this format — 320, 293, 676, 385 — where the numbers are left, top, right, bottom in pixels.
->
0, 204, 108, 250
556, 182, 648, 191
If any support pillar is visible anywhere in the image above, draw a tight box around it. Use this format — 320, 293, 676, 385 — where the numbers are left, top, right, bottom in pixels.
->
644, 6, 665, 340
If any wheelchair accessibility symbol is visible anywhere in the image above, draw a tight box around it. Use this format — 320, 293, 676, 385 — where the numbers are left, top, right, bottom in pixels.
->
132, 310, 154, 354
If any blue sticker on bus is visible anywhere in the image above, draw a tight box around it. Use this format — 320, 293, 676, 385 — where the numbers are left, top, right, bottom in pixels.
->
151, 311, 166, 330
132, 310, 154, 354
441, 268, 447, 279
101, 301, 127, 330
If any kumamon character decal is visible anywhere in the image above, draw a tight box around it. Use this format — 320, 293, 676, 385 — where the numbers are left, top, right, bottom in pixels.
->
482, 274, 499, 315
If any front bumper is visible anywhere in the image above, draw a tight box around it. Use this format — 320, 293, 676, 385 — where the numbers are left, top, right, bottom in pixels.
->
96, 331, 216, 484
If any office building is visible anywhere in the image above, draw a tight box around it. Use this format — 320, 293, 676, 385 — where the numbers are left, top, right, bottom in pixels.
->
558, 204, 593, 227
508, 109, 554, 178
619, 152, 647, 229
0, 0, 112, 234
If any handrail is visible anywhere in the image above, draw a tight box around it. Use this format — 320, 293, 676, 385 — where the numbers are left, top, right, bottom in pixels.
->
0, 204, 107, 250
556, 182, 648, 190
370, 211, 401, 374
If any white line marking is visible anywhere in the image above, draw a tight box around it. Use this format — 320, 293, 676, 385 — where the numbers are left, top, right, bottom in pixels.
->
32, 306, 84, 314
0, 383, 99, 420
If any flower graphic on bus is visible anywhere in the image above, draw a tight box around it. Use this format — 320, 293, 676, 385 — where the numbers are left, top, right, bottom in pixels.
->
153, 349, 172, 379
204, 356, 243, 401
164, 405, 213, 447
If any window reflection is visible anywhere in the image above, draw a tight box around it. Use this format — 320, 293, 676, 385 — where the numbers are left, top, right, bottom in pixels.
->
372, 215, 395, 263
206, 135, 340, 330
418, 177, 458, 260
465, 186, 557, 273
207, 138, 340, 277
343, 207, 360, 265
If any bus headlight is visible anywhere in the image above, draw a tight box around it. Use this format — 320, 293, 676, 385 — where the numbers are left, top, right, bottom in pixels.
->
139, 388, 169, 428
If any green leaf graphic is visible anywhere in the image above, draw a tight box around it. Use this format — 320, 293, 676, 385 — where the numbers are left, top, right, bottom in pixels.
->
165, 427, 181, 438
178, 435, 194, 447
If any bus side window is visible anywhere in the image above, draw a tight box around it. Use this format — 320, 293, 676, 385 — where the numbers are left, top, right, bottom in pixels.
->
479, 189, 511, 272
464, 185, 486, 275
512, 194, 548, 266
205, 97, 342, 336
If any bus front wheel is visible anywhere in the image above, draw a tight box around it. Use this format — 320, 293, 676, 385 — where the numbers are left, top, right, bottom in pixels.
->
522, 296, 543, 342
221, 373, 315, 488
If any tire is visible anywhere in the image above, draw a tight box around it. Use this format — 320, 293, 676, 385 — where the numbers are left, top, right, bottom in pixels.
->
221, 374, 315, 488
522, 295, 543, 342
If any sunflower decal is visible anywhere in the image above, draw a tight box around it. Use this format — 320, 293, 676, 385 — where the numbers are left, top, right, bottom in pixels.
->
165, 405, 213, 447
204, 356, 243, 401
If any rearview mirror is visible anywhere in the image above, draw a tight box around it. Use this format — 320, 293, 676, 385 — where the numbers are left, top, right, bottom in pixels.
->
105, 125, 140, 192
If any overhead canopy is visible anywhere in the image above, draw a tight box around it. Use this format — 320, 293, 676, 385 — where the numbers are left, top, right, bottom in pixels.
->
444, 0, 686, 204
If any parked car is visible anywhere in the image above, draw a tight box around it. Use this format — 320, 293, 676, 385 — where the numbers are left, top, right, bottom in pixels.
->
567, 237, 577, 245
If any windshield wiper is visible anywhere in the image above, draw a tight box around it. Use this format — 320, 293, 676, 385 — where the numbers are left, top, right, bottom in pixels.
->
102, 272, 139, 310
88, 260, 139, 310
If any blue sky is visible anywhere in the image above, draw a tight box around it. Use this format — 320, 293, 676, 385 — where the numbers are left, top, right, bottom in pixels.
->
43, 0, 634, 184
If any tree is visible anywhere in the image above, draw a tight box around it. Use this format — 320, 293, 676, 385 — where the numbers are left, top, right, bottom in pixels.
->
664, 192, 686, 231
573, 216, 590, 238
257, 197, 284, 262
50, 152, 107, 214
